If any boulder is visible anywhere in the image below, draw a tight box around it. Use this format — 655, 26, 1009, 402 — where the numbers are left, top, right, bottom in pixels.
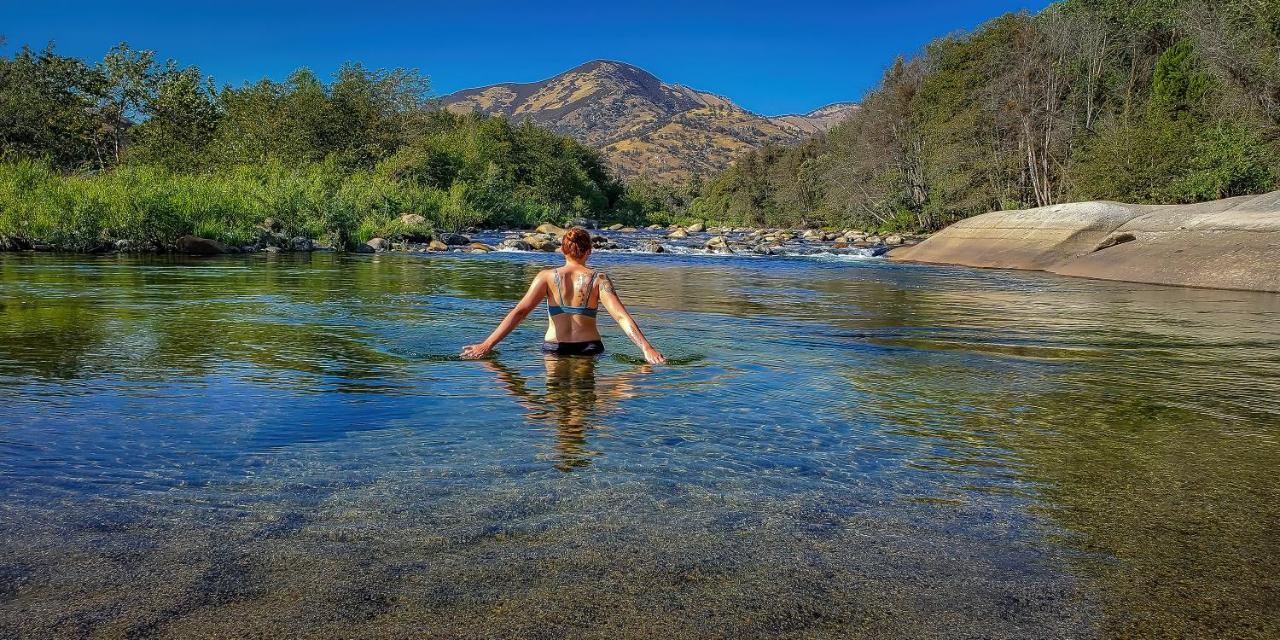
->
892, 192, 1280, 292
467, 242, 494, 252
535, 223, 566, 237
499, 238, 532, 251
686, 222, 706, 233
524, 234, 559, 251
607, 223, 625, 231
399, 213, 426, 225
646, 224, 663, 230
263, 245, 282, 254
366, 237, 387, 251
290, 237, 314, 251
427, 239, 449, 251
175, 235, 229, 255
704, 235, 728, 249
354, 243, 375, 254
884, 234, 905, 246
620, 226, 637, 233
439, 232, 471, 246
568, 218, 599, 229
667, 228, 689, 239
643, 240, 665, 253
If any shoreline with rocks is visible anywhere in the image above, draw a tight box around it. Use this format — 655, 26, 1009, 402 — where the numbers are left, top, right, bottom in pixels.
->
0, 216, 927, 259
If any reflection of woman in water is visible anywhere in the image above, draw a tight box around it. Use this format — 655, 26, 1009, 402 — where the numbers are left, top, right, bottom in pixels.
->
481, 357, 650, 471
461, 227, 665, 364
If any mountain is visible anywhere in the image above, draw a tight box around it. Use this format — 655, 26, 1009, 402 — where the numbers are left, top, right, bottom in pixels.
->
439, 60, 857, 183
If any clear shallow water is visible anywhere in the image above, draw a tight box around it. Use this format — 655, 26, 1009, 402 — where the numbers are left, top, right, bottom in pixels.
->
1, 252, 1278, 639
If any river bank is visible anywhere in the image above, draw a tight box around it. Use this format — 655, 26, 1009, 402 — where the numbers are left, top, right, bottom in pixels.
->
0, 216, 927, 260
891, 191, 1280, 293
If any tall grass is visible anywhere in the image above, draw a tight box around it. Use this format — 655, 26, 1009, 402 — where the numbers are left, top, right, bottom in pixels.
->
0, 159, 598, 251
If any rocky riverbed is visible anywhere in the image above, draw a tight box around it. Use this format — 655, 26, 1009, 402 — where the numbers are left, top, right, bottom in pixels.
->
362, 222, 923, 259
0, 218, 924, 259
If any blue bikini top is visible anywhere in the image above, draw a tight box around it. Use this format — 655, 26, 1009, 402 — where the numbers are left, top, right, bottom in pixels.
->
547, 268, 601, 318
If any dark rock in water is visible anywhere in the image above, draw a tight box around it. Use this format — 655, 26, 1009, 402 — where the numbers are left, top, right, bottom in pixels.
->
176, 235, 229, 255
439, 233, 470, 246
535, 223, 566, 237
569, 218, 599, 229
642, 240, 665, 253
290, 237, 314, 252
499, 238, 532, 251
869, 246, 891, 257
524, 235, 559, 251
354, 243, 376, 254
1, 236, 32, 251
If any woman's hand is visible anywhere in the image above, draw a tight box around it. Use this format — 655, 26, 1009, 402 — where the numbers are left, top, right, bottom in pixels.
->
460, 343, 493, 359
642, 346, 666, 365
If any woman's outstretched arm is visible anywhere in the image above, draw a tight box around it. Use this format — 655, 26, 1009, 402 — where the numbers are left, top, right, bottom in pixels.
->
461, 272, 547, 359
598, 274, 666, 364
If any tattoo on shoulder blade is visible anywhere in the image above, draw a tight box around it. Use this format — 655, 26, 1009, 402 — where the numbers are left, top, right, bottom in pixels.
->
600, 275, 614, 295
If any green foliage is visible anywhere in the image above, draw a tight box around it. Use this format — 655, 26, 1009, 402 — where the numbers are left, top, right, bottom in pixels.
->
0, 42, 634, 250
691, 0, 1280, 232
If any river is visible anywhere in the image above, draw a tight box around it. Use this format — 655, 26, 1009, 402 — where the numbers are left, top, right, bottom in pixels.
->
1, 251, 1277, 638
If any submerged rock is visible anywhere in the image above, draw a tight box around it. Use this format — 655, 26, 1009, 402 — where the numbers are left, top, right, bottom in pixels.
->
467, 242, 494, 252
176, 235, 229, 255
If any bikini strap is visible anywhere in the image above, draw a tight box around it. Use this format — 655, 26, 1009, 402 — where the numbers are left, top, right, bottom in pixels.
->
551, 268, 566, 305
586, 271, 601, 307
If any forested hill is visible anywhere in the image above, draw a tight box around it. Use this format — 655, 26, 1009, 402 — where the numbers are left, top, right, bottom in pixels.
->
441, 60, 857, 183
692, 0, 1280, 231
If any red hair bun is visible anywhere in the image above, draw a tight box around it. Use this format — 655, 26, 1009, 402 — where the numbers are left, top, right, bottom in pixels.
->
561, 227, 592, 259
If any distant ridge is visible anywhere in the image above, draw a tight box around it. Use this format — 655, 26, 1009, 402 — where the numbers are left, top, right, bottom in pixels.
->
440, 60, 857, 182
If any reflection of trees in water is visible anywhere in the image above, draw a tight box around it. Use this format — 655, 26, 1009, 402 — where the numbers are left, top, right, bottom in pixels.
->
483, 357, 649, 472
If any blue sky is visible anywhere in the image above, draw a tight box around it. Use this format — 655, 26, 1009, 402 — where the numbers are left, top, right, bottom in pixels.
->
2, 0, 1054, 115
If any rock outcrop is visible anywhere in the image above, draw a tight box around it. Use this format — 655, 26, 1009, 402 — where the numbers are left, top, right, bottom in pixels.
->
891, 191, 1280, 293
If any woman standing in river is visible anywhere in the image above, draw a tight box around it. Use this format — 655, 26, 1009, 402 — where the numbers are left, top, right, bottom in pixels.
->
460, 227, 666, 364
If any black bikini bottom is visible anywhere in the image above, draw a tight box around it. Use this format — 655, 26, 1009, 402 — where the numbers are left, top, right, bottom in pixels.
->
541, 340, 605, 356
